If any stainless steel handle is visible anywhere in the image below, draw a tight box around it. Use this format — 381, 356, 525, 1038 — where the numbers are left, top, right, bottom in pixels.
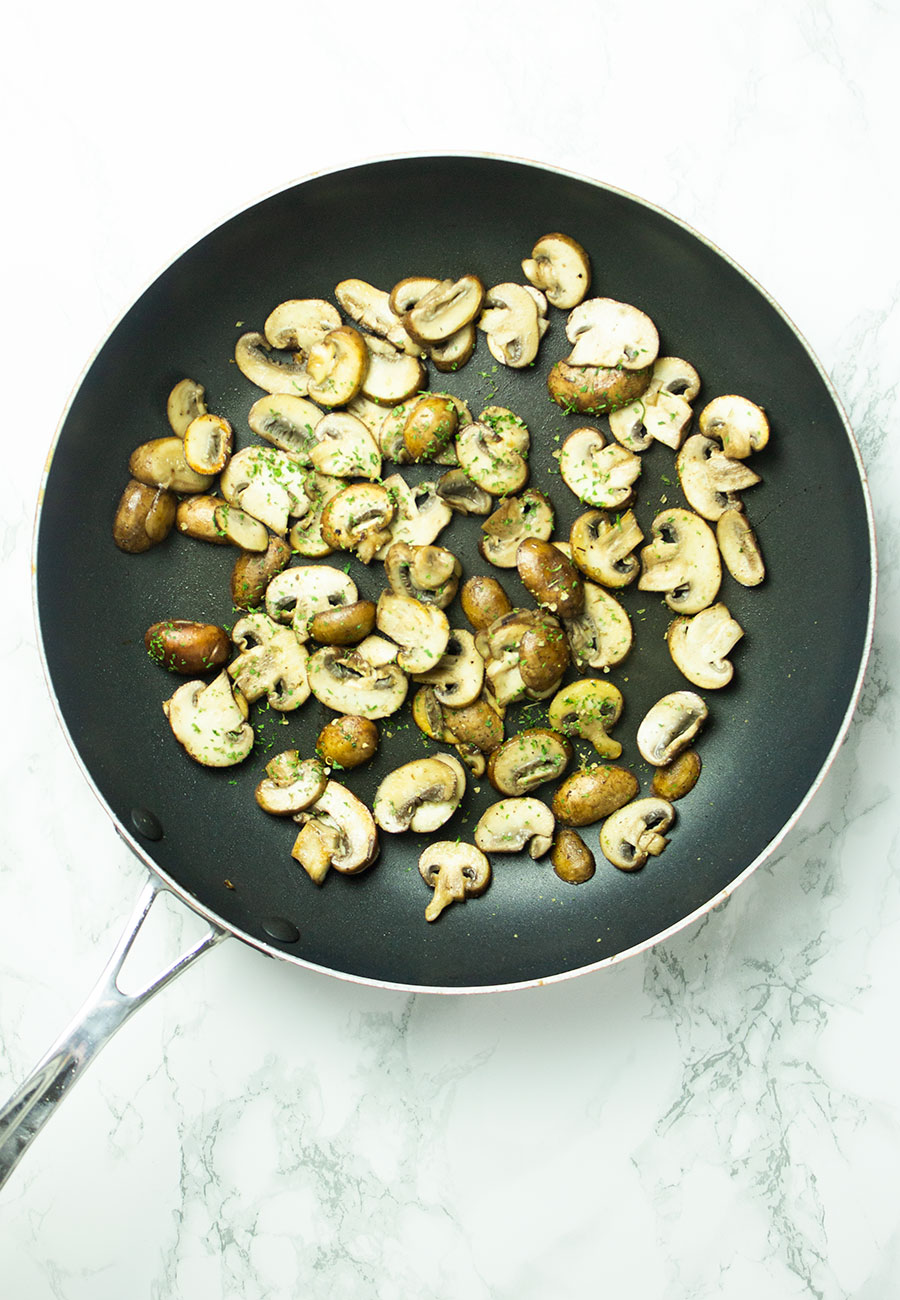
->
0, 871, 226, 1188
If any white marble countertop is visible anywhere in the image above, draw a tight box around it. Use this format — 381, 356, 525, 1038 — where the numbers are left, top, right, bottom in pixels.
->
1, 2, 897, 1296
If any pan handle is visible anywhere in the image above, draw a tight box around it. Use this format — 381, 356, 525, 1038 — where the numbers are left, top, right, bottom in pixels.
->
0, 871, 226, 1189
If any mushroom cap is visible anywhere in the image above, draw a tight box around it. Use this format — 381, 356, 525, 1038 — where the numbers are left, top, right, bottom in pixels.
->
479, 489, 554, 568
288, 473, 345, 557
182, 413, 233, 475
699, 394, 769, 459
128, 436, 216, 494
599, 797, 676, 871
264, 298, 341, 353
384, 542, 461, 608
411, 628, 485, 707
564, 581, 633, 671
374, 754, 466, 833
228, 612, 311, 711
418, 841, 491, 922
234, 331, 311, 395
486, 728, 572, 796
636, 691, 708, 766
292, 781, 379, 879
548, 678, 624, 759
163, 671, 254, 767
255, 753, 328, 815
667, 603, 744, 689
547, 359, 653, 415
716, 508, 766, 587
264, 565, 358, 639
565, 297, 659, 370
676, 434, 761, 521
638, 507, 722, 614
650, 356, 702, 403
477, 283, 542, 368
375, 590, 450, 675
474, 797, 556, 858
516, 537, 585, 619
609, 388, 693, 453
569, 508, 644, 588
559, 427, 642, 509
521, 232, 591, 309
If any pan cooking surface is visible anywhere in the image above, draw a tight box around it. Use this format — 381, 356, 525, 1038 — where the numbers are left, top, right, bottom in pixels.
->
35, 157, 873, 989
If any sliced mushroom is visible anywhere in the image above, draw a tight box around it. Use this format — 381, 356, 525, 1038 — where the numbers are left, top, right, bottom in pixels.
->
649, 356, 701, 403
291, 781, 379, 884
219, 446, 311, 536
460, 574, 514, 631
676, 434, 761, 521
166, 377, 207, 437
474, 797, 556, 859
321, 483, 395, 563
183, 413, 233, 475
547, 359, 653, 415
429, 324, 476, 372
129, 437, 216, 494
234, 331, 311, 395
305, 326, 369, 407
521, 232, 591, 309
418, 842, 491, 922
384, 542, 461, 608
638, 508, 722, 614
162, 671, 253, 767
309, 599, 377, 646
228, 612, 310, 711
478, 608, 566, 707
334, 278, 423, 356
360, 335, 426, 406
248, 393, 324, 462
652, 749, 702, 801
113, 480, 177, 553
308, 411, 382, 480
487, 728, 572, 796
716, 508, 766, 587
439, 693, 505, 756
517, 538, 584, 618
307, 643, 408, 718
552, 765, 639, 826
231, 535, 293, 608
518, 613, 571, 693
436, 467, 493, 516
402, 395, 459, 462
213, 502, 270, 552
378, 475, 453, 553
403, 275, 484, 344
565, 297, 659, 370
375, 591, 450, 674
479, 489, 554, 567
457, 420, 529, 496
600, 797, 676, 871
412, 628, 485, 707
264, 298, 342, 353
547, 679, 624, 759
176, 494, 232, 546
570, 509, 643, 588
255, 753, 328, 815
558, 427, 641, 509
699, 395, 769, 459
288, 473, 345, 557
477, 282, 542, 368
374, 754, 466, 833
667, 603, 743, 689
264, 564, 358, 640
563, 581, 633, 670
608, 387, 693, 452
636, 691, 708, 766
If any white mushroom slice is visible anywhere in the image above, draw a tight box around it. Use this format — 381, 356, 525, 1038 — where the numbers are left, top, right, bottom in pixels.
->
235, 331, 311, 395
474, 797, 556, 858
306, 326, 369, 407
412, 629, 484, 707
355, 634, 399, 667
609, 388, 693, 453
307, 645, 408, 719
477, 283, 542, 368
346, 392, 392, 442
384, 542, 461, 607
228, 612, 310, 711
255, 753, 328, 815
418, 842, 491, 922
213, 502, 269, 552
636, 691, 708, 765
163, 671, 253, 768
558, 427, 642, 509
264, 299, 342, 353
638, 507, 722, 614
564, 582, 633, 670
699, 395, 769, 459
716, 508, 766, 587
360, 335, 426, 406
129, 437, 216, 494
287, 474, 344, 557
487, 728, 572, 796
676, 434, 762, 521
650, 356, 701, 403
334, 279, 423, 356
373, 755, 466, 834
321, 483, 395, 563
403, 275, 485, 344
668, 603, 744, 689
521, 232, 591, 309
292, 781, 379, 884
248, 393, 324, 462
456, 420, 529, 495
569, 508, 643, 588
309, 411, 382, 480
389, 276, 442, 316
548, 679, 624, 760
183, 413, 233, 475
378, 476, 453, 553
436, 468, 493, 516
264, 565, 358, 639
600, 797, 675, 871
480, 490, 554, 567
565, 298, 659, 370
166, 378, 207, 436
375, 591, 450, 674
429, 324, 476, 372
219, 446, 311, 536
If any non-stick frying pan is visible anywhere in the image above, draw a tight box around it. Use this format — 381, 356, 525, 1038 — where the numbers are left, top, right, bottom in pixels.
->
1, 155, 875, 1181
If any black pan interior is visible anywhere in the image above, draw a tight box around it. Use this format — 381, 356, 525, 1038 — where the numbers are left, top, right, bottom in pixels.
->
35, 156, 873, 989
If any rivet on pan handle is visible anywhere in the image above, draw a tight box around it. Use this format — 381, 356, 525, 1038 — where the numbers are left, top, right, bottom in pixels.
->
0, 870, 226, 1188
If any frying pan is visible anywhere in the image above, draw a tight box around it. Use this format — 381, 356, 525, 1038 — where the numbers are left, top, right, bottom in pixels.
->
1, 154, 875, 1182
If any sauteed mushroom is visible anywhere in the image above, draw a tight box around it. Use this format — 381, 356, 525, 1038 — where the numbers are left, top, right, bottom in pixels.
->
307, 643, 408, 719
521, 232, 591, 309
166, 377, 207, 436
474, 797, 555, 858
263, 298, 341, 353
699, 394, 769, 459
569, 508, 643, 588
163, 671, 253, 767
374, 755, 466, 833
479, 490, 554, 568
412, 629, 485, 707
600, 797, 676, 871
565, 297, 659, 370
376, 591, 450, 674
636, 691, 708, 766
265, 565, 358, 640
306, 325, 369, 407
559, 427, 641, 509
113, 479, 177, 553
321, 483, 395, 563
418, 842, 491, 922
667, 603, 744, 689
548, 679, 624, 759
639, 507, 722, 614
255, 753, 328, 815
551, 766, 639, 826
676, 434, 761, 521
228, 613, 311, 711
487, 729, 572, 796
291, 782, 379, 884
316, 716, 380, 770
235, 331, 311, 395
129, 437, 216, 494
716, 508, 766, 587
